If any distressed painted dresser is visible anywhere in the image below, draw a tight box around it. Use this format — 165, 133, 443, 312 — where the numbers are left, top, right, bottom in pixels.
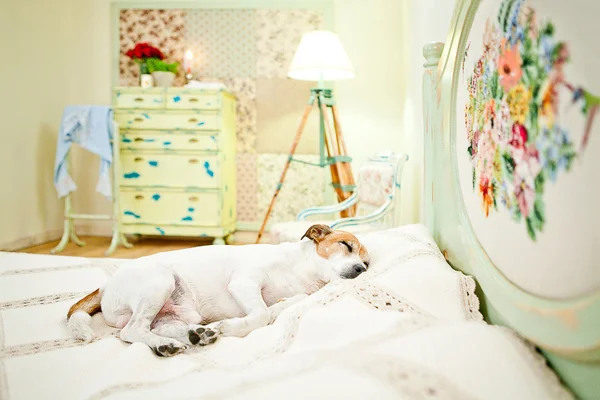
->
112, 87, 236, 245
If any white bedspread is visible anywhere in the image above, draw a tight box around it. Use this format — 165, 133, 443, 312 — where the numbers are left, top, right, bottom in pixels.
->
0, 225, 572, 400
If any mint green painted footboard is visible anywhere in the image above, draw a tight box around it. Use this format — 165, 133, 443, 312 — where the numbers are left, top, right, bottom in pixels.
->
422, 1, 599, 399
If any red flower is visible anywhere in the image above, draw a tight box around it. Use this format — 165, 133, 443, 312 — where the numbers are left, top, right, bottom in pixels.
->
509, 123, 527, 149
125, 42, 164, 61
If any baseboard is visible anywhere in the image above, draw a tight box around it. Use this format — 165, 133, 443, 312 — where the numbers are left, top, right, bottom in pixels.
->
0, 229, 63, 251
74, 220, 113, 237
236, 221, 264, 231
0, 220, 114, 252
1, 221, 269, 251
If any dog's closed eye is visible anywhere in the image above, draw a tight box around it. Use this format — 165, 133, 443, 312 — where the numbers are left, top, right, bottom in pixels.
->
340, 241, 353, 252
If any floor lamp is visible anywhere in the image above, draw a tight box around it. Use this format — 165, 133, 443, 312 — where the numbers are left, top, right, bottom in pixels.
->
256, 31, 357, 243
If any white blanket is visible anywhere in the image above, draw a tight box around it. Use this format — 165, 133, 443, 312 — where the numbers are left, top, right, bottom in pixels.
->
0, 225, 572, 400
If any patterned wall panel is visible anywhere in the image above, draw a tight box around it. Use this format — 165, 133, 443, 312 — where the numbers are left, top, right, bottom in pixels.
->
257, 154, 327, 224
119, 9, 186, 87
256, 77, 320, 154
119, 8, 328, 225
201, 77, 257, 154
256, 9, 323, 78
185, 10, 257, 79
236, 154, 259, 222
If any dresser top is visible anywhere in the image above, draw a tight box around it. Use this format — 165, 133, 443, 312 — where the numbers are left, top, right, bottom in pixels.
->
113, 86, 235, 99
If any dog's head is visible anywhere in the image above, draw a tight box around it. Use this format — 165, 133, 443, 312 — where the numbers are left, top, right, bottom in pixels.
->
301, 224, 370, 281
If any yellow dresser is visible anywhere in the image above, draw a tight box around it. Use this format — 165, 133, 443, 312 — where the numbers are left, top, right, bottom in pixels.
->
112, 87, 236, 245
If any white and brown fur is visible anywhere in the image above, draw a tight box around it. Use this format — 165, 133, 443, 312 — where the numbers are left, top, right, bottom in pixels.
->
67, 225, 370, 357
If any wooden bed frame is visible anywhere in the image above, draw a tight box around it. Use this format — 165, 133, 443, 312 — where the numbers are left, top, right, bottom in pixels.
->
422, 1, 599, 399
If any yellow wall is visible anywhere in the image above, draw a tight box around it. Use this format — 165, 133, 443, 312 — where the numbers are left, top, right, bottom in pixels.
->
333, 0, 411, 222
0, 0, 112, 249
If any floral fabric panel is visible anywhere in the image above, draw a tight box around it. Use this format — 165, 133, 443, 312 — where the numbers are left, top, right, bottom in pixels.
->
257, 154, 328, 224
357, 163, 395, 208
201, 77, 258, 154
119, 10, 186, 87
236, 154, 259, 222
185, 10, 257, 79
464, 0, 599, 240
256, 9, 323, 78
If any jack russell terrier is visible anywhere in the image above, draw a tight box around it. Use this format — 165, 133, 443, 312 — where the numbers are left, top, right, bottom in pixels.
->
67, 224, 370, 357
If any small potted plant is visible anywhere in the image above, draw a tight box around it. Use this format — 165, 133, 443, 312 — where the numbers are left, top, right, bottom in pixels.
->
125, 43, 177, 87
147, 58, 179, 87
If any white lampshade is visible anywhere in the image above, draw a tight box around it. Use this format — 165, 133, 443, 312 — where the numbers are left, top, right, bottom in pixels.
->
288, 30, 355, 81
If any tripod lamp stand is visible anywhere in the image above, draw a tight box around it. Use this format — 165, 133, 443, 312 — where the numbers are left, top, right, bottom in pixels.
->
256, 31, 357, 243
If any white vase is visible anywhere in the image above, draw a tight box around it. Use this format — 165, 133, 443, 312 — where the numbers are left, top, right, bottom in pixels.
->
140, 74, 153, 88
152, 71, 175, 87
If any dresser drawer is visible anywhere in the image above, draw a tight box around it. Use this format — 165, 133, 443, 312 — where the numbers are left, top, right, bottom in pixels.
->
166, 92, 220, 110
113, 89, 165, 109
115, 111, 219, 131
121, 152, 219, 188
120, 189, 220, 226
121, 131, 218, 152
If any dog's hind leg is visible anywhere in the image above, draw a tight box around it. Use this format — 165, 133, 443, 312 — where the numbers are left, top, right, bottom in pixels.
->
119, 270, 188, 357
151, 314, 218, 347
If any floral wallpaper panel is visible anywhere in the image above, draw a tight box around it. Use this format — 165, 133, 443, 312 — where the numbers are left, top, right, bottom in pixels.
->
185, 9, 257, 79
236, 154, 259, 222
256, 9, 323, 79
257, 154, 327, 224
119, 9, 186, 87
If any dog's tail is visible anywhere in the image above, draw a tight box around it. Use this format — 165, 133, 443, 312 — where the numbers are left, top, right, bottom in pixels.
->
67, 288, 102, 342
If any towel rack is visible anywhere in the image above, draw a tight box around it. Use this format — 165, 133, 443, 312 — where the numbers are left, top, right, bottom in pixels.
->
51, 122, 132, 256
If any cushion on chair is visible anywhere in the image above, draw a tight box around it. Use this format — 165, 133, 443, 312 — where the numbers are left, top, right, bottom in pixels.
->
356, 161, 395, 207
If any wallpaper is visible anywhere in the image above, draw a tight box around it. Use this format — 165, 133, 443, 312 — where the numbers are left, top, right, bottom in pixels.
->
257, 154, 328, 224
185, 10, 257, 78
256, 9, 322, 79
119, 10, 186, 87
119, 8, 326, 224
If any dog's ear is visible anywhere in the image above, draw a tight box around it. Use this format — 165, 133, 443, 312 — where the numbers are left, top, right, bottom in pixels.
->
301, 224, 333, 243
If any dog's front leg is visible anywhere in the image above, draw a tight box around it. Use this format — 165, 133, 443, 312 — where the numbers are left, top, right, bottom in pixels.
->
268, 294, 309, 324
209, 279, 269, 338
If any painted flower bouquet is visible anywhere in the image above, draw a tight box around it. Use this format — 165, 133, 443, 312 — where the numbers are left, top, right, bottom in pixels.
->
465, 0, 598, 240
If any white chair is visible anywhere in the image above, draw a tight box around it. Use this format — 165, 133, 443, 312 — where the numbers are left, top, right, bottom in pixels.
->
270, 152, 408, 244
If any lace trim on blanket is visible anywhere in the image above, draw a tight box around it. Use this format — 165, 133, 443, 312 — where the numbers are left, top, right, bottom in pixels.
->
0, 312, 8, 400
459, 275, 484, 321
0, 331, 120, 359
0, 291, 91, 310
0, 259, 124, 277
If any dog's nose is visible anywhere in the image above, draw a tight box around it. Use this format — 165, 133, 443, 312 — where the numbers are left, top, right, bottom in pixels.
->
353, 264, 366, 275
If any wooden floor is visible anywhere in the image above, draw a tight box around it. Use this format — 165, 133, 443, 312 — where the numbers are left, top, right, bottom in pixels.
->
17, 232, 263, 259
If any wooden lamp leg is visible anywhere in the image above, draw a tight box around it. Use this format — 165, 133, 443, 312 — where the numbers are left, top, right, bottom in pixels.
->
319, 95, 356, 218
255, 100, 315, 244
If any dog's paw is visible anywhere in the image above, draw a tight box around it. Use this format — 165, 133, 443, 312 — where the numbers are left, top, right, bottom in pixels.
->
188, 326, 219, 346
152, 341, 187, 357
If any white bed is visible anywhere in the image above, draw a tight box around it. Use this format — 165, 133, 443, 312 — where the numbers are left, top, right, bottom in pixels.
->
0, 225, 571, 399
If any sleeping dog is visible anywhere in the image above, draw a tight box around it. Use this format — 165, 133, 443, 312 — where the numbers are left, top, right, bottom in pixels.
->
67, 224, 370, 357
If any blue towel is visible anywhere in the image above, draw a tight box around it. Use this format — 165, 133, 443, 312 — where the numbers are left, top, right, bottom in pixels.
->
54, 105, 114, 198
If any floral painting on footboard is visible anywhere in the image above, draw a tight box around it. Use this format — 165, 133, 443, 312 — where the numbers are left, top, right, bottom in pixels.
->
464, 0, 599, 240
